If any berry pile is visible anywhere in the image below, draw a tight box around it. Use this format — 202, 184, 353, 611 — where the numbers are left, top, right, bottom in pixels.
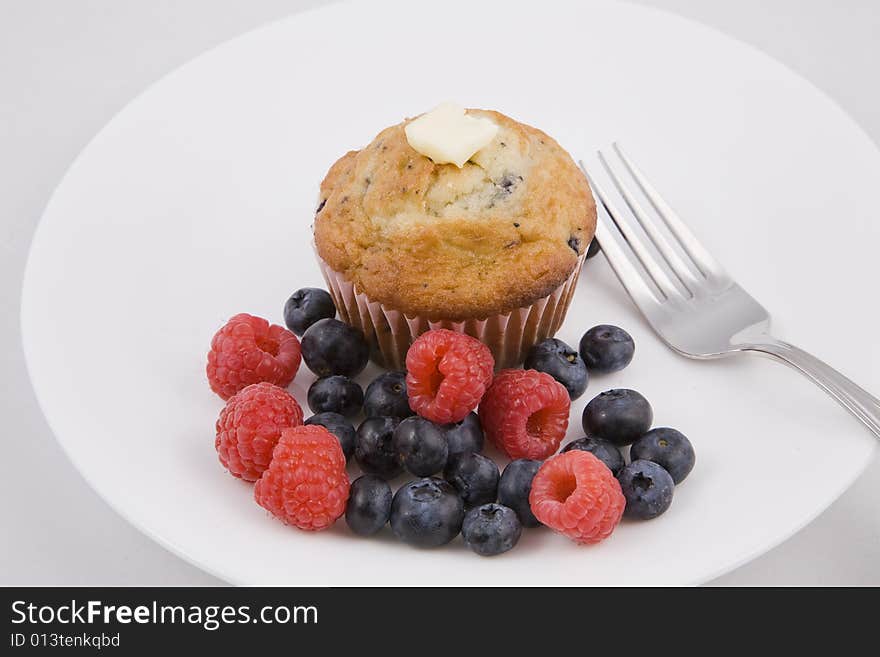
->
204, 286, 696, 557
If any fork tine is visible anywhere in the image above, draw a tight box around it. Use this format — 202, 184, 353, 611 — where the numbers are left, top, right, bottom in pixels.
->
580, 163, 661, 308
612, 143, 729, 281
581, 163, 682, 301
593, 204, 667, 311
598, 150, 700, 296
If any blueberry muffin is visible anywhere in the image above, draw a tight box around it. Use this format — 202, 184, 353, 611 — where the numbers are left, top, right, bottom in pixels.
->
313, 107, 595, 368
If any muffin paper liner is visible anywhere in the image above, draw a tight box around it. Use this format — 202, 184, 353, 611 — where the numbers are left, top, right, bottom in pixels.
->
316, 251, 586, 370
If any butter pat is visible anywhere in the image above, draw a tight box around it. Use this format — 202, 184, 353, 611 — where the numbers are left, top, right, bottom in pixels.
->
405, 102, 498, 168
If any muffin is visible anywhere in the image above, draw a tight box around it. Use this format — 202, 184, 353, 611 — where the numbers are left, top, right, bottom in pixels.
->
313, 106, 596, 368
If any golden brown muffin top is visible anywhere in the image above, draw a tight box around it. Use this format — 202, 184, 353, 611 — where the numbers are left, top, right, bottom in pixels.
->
313, 109, 596, 321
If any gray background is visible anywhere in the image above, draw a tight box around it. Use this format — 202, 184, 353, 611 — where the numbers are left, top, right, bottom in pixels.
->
2, 0, 878, 585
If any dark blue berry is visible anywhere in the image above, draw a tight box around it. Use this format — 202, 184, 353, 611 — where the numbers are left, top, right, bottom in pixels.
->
561, 436, 625, 476
307, 375, 363, 417
618, 460, 674, 519
304, 412, 355, 460
582, 389, 652, 446
497, 459, 542, 528
585, 238, 601, 259
283, 287, 336, 336
301, 318, 369, 378
441, 412, 484, 465
363, 371, 413, 419
462, 503, 522, 556
579, 324, 635, 374
497, 173, 522, 194
345, 475, 392, 536
444, 453, 499, 508
393, 416, 448, 477
390, 478, 464, 547
630, 427, 695, 484
524, 338, 589, 399
354, 416, 402, 480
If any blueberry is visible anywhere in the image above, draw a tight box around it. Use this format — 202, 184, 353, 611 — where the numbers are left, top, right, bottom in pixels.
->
524, 338, 589, 399
618, 460, 674, 519
582, 389, 653, 446
462, 503, 522, 556
390, 478, 464, 547
307, 375, 363, 417
301, 318, 369, 378
283, 287, 336, 336
444, 453, 499, 508
497, 173, 522, 195
497, 459, 542, 528
561, 436, 625, 476
393, 416, 448, 477
441, 412, 484, 465
585, 238, 601, 259
304, 412, 356, 460
630, 427, 695, 484
354, 417, 402, 480
579, 324, 635, 374
345, 475, 392, 536
363, 371, 413, 419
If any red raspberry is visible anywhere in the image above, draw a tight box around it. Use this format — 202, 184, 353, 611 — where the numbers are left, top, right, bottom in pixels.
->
215, 382, 304, 482
478, 369, 570, 459
254, 425, 349, 531
206, 313, 301, 400
529, 450, 625, 544
405, 329, 495, 424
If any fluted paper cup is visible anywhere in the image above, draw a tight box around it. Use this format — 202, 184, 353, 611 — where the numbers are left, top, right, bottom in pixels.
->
316, 251, 585, 370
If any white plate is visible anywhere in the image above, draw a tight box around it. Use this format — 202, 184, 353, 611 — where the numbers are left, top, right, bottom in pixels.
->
21, 0, 880, 585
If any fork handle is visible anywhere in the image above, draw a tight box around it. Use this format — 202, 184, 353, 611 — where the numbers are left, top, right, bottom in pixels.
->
742, 337, 880, 439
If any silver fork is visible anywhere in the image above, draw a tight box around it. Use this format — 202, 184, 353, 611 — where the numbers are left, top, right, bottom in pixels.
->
579, 144, 880, 440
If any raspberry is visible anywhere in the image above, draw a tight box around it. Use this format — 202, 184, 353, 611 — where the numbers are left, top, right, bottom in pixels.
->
254, 425, 349, 531
207, 313, 301, 400
405, 329, 495, 424
529, 450, 625, 544
215, 382, 304, 482
478, 369, 570, 459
